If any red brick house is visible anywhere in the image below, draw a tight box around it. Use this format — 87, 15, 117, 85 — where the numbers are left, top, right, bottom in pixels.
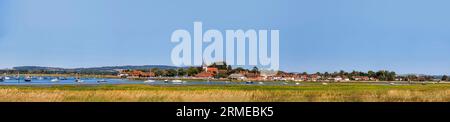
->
195, 72, 215, 78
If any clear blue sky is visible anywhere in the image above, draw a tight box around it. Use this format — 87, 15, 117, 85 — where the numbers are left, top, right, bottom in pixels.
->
0, 0, 449, 75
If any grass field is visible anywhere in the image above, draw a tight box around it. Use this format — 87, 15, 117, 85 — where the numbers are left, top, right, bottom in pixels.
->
0, 83, 449, 102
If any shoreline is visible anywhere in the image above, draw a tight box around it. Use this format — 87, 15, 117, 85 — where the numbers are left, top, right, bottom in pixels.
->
3, 73, 449, 83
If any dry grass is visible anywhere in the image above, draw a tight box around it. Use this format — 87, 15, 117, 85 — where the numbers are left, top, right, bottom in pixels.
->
0, 84, 448, 102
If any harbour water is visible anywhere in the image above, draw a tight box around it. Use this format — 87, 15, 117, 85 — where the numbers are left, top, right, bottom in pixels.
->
0, 76, 424, 86
0, 77, 290, 85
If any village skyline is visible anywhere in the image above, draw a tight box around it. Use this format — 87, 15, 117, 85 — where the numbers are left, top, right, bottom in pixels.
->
0, 61, 448, 80
0, 63, 448, 76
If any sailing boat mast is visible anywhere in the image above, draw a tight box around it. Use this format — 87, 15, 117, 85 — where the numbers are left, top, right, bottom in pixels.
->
17, 72, 20, 83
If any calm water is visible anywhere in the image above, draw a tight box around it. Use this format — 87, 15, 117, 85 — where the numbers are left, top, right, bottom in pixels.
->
0, 77, 291, 86
0, 76, 418, 86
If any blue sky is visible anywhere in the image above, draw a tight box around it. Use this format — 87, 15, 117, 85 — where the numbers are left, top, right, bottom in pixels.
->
0, 0, 449, 75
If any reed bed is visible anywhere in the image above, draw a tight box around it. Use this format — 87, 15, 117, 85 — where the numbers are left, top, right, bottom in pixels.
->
0, 83, 448, 102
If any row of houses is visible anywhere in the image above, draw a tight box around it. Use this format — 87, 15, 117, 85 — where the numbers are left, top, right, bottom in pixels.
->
266, 75, 374, 82
115, 62, 385, 82
228, 72, 378, 82
118, 67, 378, 82
118, 70, 155, 78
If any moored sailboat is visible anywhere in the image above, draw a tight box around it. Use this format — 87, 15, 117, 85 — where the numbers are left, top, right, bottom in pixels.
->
97, 79, 107, 83
51, 77, 60, 82
75, 73, 83, 83
0, 73, 6, 82
144, 79, 155, 83
96, 74, 107, 83
24, 76, 32, 82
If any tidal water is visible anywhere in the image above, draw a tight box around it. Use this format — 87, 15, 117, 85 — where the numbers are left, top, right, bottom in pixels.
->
0, 76, 419, 86
0, 77, 289, 85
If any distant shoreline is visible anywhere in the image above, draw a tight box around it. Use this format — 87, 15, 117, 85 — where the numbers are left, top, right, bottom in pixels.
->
3, 73, 449, 84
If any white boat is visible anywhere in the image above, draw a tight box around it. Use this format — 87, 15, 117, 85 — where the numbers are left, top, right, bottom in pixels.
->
295, 83, 300, 85
38, 77, 44, 80
24, 76, 32, 82
15, 72, 20, 80
97, 79, 107, 83
172, 80, 182, 83
96, 73, 107, 83
2, 73, 10, 80
0, 73, 6, 81
75, 79, 84, 83
172, 80, 183, 84
74, 73, 83, 83
51, 78, 59, 82
258, 82, 264, 85
144, 80, 155, 83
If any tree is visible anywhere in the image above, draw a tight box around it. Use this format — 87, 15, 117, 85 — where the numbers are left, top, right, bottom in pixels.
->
227, 65, 232, 71
177, 68, 186, 76
251, 66, 259, 73
154, 69, 164, 76
374, 70, 396, 81
315, 72, 321, 76
376, 70, 387, 81
231, 67, 246, 74
339, 70, 345, 76
150, 68, 163, 76
217, 72, 228, 78
387, 71, 396, 81
406, 75, 417, 81
442, 75, 448, 81
186, 67, 199, 76
324, 72, 330, 78
217, 62, 228, 70
368, 70, 375, 78
302, 72, 308, 75
165, 69, 177, 77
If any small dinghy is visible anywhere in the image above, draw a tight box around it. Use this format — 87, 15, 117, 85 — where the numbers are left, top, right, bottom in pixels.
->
51, 78, 60, 82
172, 80, 182, 83
24, 76, 32, 82
97, 79, 107, 83
75, 78, 84, 83
144, 80, 155, 83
